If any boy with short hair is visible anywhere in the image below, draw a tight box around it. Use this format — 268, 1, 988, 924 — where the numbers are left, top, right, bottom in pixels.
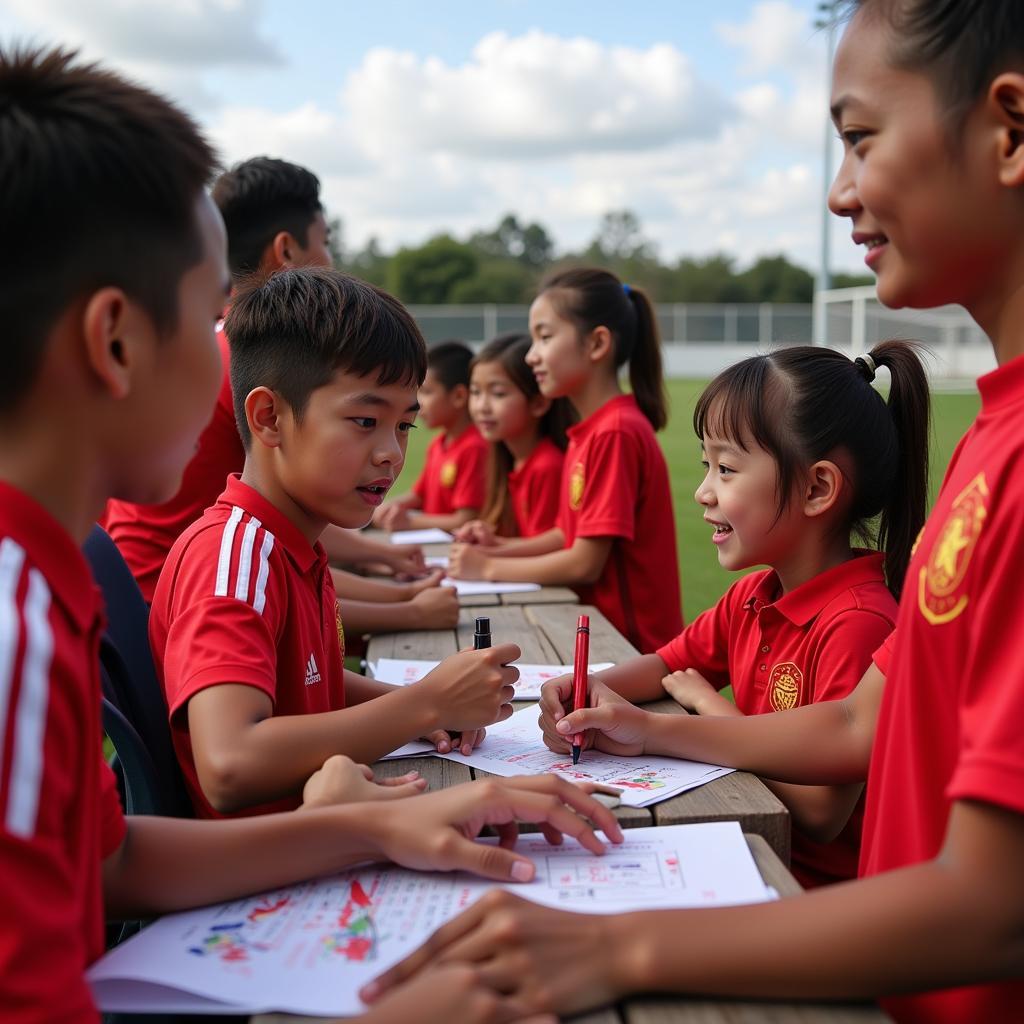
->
374, 340, 488, 532
0, 45, 620, 1023
150, 268, 514, 817
104, 156, 455, 633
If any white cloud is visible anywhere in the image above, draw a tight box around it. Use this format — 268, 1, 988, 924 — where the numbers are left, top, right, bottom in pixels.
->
4, 0, 282, 67
343, 30, 733, 160
716, 0, 814, 76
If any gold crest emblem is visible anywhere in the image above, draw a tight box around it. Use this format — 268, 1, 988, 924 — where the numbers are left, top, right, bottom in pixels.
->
918, 473, 988, 626
569, 461, 585, 511
335, 600, 346, 659
769, 662, 803, 712
440, 460, 457, 488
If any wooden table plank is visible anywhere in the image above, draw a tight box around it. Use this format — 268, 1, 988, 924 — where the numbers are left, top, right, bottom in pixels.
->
525, 603, 641, 663
502, 585, 579, 605
457, 605, 562, 662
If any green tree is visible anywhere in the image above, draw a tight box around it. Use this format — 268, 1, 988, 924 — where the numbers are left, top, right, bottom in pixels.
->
736, 255, 815, 303
344, 236, 389, 288
585, 210, 657, 264
387, 234, 478, 303
449, 260, 534, 303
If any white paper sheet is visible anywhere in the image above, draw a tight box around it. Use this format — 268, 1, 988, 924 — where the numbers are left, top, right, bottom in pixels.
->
424, 555, 449, 569
88, 822, 773, 1016
371, 658, 614, 700
439, 577, 541, 596
390, 529, 452, 545
435, 705, 734, 807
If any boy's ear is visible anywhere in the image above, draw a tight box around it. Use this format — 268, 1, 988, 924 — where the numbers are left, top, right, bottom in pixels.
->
267, 230, 299, 272
802, 460, 845, 519
990, 73, 1024, 187
449, 382, 469, 410
584, 325, 614, 363
245, 386, 286, 449
81, 287, 152, 399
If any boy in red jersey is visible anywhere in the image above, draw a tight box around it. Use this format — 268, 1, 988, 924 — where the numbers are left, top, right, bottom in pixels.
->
150, 268, 518, 817
374, 340, 488, 533
104, 156, 457, 634
367, 2, 1024, 1021
0, 45, 621, 1023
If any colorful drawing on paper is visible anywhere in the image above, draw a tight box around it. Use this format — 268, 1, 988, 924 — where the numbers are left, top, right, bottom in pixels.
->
320, 880, 378, 962
607, 769, 667, 791
189, 922, 271, 965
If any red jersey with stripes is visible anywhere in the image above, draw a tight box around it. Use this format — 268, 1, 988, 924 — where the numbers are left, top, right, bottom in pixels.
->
506, 437, 564, 537
412, 424, 488, 514
149, 474, 346, 818
0, 483, 126, 1022
557, 395, 682, 652
657, 553, 896, 888
104, 326, 242, 602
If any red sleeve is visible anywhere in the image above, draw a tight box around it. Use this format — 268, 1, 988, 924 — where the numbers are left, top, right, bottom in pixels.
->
523, 458, 563, 536
809, 611, 896, 703
655, 585, 740, 690
574, 430, 640, 540
450, 438, 487, 511
871, 630, 897, 676
158, 531, 287, 718
411, 436, 437, 502
948, 498, 1024, 814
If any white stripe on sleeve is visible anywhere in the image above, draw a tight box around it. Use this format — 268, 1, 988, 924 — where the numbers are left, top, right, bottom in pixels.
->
234, 516, 262, 603
0, 538, 26, 776
6, 567, 52, 838
252, 531, 275, 615
214, 506, 244, 597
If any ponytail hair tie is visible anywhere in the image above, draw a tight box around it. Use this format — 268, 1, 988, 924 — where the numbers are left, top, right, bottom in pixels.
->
622, 283, 632, 296
855, 352, 877, 382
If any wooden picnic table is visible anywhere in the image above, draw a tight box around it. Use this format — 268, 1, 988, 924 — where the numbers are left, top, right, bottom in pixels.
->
252, 834, 888, 1024
367, 603, 790, 864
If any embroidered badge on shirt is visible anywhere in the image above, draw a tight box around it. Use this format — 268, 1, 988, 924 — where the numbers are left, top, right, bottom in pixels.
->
440, 460, 457, 487
918, 472, 988, 626
335, 600, 346, 659
569, 460, 585, 511
769, 661, 803, 711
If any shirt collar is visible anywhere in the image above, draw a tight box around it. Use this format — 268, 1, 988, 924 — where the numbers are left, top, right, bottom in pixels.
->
566, 394, 636, 443
977, 351, 1024, 416
744, 551, 887, 627
218, 474, 322, 574
0, 483, 102, 634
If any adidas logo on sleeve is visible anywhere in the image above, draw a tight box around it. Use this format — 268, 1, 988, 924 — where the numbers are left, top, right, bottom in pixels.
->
304, 653, 321, 686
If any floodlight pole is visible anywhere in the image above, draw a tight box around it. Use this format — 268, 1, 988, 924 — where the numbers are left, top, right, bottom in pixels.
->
813, 2, 838, 346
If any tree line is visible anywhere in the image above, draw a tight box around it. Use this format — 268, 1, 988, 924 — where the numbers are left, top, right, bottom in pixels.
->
329, 210, 871, 306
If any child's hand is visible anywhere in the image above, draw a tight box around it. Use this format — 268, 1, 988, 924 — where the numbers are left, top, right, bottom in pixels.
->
448, 542, 490, 580
374, 501, 412, 531
453, 520, 499, 547
366, 775, 624, 880
661, 668, 739, 717
420, 728, 487, 757
409, 582, 460, 629
386, 543, 426, 578
358, 963, 553, 1024
301, 755, 427, 809
551, 680, 652, 757
415, 643, 519, 734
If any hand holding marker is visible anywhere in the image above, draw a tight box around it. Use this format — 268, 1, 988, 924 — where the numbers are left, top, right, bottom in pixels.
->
570, 614, 590, 764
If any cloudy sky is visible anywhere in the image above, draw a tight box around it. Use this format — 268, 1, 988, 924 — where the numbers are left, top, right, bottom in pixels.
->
0, 0, 864, 274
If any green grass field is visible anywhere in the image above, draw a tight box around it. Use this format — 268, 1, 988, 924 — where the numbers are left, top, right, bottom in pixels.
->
398, 382, 981, 620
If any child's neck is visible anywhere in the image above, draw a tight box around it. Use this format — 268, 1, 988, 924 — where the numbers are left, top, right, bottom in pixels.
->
240, 459, 327, 547
441, 412, 473, 444
503, 427, 543, 470
972, 266, 1024, 366
771, 533, 856, 596
568, 371, 622, 423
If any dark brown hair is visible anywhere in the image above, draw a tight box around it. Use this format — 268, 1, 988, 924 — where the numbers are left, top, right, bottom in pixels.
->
0, 46, 217, 410
539, 267, 668, 431
225, 267, 426, 449
427, 339, 474, 391
694, 342, 930, 597
846, 1, 1024, 130
212, 157, 323, 280
473, 333, 575, 535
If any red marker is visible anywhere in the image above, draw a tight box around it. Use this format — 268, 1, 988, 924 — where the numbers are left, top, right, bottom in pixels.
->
570, 614, 590, 764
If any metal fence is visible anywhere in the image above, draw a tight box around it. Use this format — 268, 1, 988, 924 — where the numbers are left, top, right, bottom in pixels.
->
408, 296, 991, 383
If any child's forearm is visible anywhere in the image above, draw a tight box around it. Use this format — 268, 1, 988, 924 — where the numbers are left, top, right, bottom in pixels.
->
596, 655, 673, 703
333, 569, 412, 603
408, 508, 477, 531
488, 529, 565, 558
642, 699, 870, 784
337, 598, 418, 633
478, 536, 611, 586
760, 779, 865, 844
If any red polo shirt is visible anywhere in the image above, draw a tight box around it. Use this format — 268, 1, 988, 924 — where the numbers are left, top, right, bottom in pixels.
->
862, 355, 1024, 1023
412, 425, 488, 514
557, 395, 682, 652
150, 475, 346, 819
658, 552, 896, 888
507, 438, 564, 537
104, 326, 241, 601
0, 484, 126, 1022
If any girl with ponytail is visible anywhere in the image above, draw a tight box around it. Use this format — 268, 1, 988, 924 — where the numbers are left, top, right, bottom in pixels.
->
449, 267, 682, 652
538, 340, 931, 888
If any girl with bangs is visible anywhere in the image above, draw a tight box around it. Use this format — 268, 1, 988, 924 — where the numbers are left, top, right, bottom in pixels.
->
540, 341, 930, 888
